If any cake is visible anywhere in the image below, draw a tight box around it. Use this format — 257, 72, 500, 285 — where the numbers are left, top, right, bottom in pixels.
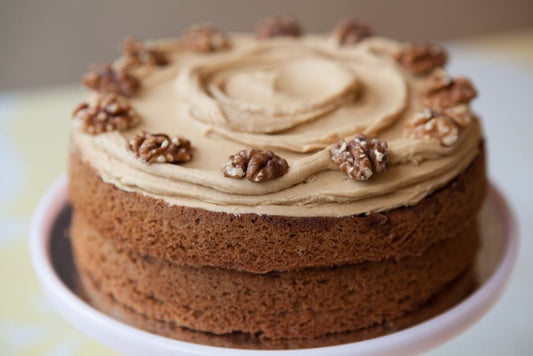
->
68, 16, 486, 349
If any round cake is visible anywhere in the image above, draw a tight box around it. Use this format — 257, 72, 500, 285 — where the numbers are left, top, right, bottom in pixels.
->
68, 16, 486, 349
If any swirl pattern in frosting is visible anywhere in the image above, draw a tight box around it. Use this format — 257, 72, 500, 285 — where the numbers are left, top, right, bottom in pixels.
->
71, 34, 482, 217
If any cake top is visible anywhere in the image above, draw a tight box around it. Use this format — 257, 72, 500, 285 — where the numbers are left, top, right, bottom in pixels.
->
71, 17, 482, 217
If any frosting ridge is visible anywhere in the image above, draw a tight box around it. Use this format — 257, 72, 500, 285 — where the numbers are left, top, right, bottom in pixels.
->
71, 34, 482, 217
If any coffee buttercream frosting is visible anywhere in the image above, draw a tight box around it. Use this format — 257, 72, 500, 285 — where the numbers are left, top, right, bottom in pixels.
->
71, 34, 482, 217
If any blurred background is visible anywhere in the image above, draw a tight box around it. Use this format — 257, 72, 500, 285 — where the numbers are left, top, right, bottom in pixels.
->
1, 0, 533, 91
1, 1, 533, 355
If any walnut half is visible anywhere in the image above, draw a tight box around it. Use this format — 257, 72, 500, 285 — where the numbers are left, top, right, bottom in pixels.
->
82, 64, 139, 97
128, 131, 192, 164
122, 37, 169, 67
395, 43, 447, 75
221, 149, 289, 182
256, 15, 302, 39
422, 73, 477, 109
331, 19, 372, 46
182, 24, 230, 53
406, 108, 461, 146
330, 134, 390, 181
72, 94, 139, 134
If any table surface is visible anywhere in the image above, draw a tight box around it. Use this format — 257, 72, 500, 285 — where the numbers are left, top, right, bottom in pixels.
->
1, 31, 532, 356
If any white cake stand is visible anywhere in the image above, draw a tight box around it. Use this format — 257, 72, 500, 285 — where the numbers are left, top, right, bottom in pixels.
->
29, 176, 518, 356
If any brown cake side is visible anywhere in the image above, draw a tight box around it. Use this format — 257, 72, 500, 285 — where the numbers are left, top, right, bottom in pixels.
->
68, 148, 486, 274
80, 266, 476, 349
71, 208, 478, 339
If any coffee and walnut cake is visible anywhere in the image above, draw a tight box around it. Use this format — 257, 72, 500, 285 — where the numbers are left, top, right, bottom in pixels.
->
68, 16, 486, 349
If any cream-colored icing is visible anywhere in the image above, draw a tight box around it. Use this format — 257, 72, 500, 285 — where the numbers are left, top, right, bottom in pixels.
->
71, 35, 482, 217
